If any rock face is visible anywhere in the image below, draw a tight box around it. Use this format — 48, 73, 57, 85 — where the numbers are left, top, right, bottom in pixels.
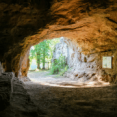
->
0, 62, 4, 76
66, 49, 117, 83
52, 37, 68, 63
52, 37, 117, 83
0, 72, 13, 111
10, 77, 37, 115
0, 0, 117, 82
0, 72, 38, 117
20, 50, 30, 78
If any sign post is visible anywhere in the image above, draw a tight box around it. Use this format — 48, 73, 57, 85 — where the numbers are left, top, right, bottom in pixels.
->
102, 56, 112, 69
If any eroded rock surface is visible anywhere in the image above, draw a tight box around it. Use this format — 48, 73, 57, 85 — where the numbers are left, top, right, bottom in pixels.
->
52, 37, 68, 63
0, 72, 38, 117
52, 37, 117, 83
0, 0, 117, 79
20, 50, 30, 78
0, 62, 4, 76
0, 72, 13, 111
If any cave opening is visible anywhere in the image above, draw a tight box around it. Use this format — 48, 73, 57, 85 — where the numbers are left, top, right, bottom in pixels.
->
22, 36, 110, 88
27, 37, 74, 87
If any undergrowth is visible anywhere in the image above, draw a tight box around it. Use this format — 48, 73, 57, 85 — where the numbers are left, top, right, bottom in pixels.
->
50, 54, 68, 75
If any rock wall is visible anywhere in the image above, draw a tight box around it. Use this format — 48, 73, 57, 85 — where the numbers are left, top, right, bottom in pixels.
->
0, 72, 37, 116
0, 0, 117, 78
52, 37, 68, 63
0, 62, 4, 76
20, 50, 30, 77
67, 49, 117, 83
0, 72, 13, 111
53, 38, 117, 83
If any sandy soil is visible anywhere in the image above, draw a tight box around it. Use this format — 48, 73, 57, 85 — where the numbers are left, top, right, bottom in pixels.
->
24, 71, 117, 117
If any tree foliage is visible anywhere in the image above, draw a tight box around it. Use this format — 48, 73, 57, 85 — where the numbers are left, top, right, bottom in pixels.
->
50, 54, 68, 75
29, 38, 60, 69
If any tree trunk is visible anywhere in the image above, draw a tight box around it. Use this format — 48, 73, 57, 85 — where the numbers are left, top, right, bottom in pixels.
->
39, 51, 40, 69
37, 51, 40, 69
37, 53, 39, 69
43, 47, 45, 69
37, 59, 39, 69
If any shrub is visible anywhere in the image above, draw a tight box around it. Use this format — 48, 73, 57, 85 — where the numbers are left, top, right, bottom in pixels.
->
50, 54, 68, 75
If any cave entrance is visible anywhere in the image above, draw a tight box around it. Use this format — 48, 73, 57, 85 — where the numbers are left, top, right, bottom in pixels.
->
27, 37, 72, 87
27, 37, 110, 88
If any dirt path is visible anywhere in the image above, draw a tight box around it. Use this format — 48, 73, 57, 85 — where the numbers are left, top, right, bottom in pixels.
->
27, 70, 79, 87
23, 71, 117, 117
27, 71, 110, 87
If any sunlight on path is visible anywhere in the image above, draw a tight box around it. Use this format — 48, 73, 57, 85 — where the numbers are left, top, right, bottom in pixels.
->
27, 71, 110, 88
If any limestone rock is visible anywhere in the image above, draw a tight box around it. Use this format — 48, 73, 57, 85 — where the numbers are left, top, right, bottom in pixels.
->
52, 37, 68, 63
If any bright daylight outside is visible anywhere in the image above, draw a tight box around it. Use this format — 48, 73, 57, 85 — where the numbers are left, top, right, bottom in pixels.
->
27, 37, 109, 87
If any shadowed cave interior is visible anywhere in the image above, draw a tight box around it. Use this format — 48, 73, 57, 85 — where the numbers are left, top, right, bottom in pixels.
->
0, 0, 117, 117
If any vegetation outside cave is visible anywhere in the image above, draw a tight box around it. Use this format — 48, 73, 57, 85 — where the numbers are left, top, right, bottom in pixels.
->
29, 38, 68, 76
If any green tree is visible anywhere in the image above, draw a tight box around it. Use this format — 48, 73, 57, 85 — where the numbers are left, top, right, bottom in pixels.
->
50, 54, 68, 75
29, 38, 60, 69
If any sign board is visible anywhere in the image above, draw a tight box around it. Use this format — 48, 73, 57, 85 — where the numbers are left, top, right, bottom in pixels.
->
102, 56, 112, 69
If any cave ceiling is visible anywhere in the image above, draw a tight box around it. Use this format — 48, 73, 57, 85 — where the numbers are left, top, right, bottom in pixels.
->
0, 0, 117, 75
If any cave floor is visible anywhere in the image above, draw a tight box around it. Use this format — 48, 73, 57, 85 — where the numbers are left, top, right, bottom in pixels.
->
22, 71, 117, 117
